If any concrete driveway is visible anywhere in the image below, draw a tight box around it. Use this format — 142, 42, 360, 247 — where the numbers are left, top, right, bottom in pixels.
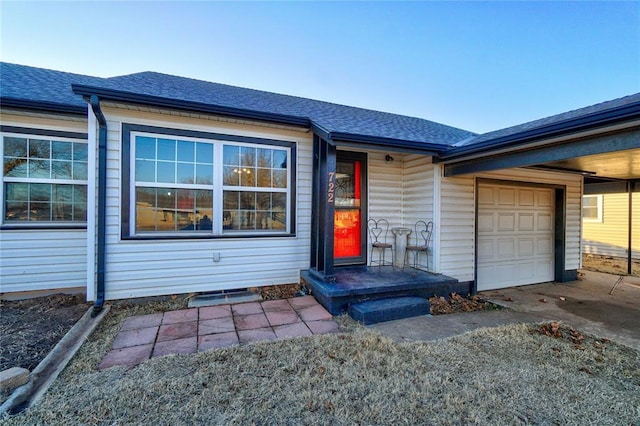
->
371, 270, 640, 351
482, 270, 640, 350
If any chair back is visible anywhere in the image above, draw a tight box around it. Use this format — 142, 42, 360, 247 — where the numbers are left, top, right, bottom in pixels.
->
368, 218, 390, 244
414, 220, 433, 248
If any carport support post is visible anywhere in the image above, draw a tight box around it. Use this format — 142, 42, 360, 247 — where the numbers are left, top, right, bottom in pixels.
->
628, 182, 633, 276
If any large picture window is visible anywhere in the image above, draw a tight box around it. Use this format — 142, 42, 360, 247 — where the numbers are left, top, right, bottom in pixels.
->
2, 134, 88, 224
128, 128, 294, 237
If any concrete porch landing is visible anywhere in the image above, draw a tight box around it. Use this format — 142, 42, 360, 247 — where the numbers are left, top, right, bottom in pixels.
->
302, 265, 470, 315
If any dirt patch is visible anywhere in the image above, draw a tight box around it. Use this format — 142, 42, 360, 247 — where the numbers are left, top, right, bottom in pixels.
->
0, 294, 90, 373
428, 293, 500, 315
582, 253, 640, 277
255, 283, 304, 300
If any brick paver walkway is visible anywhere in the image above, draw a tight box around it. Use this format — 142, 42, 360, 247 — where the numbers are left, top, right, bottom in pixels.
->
99, 296, 338, 369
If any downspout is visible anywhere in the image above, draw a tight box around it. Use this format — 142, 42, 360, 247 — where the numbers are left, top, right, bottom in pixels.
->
90, 95, 107, 317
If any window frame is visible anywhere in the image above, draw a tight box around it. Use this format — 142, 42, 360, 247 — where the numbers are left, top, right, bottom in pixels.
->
582, 194, 603, 223
1, 128, 89, 229
122, 123, 296, 239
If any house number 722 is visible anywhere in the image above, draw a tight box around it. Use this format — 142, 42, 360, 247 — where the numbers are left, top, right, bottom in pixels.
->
328, 172, 335, 203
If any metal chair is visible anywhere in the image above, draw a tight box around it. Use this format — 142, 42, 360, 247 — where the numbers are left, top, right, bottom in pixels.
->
404, 220, 433, 271
368, 218, 394, 268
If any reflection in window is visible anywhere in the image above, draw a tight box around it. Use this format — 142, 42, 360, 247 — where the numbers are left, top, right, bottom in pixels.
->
131, 134, 291, 235
2, 136, 88, 223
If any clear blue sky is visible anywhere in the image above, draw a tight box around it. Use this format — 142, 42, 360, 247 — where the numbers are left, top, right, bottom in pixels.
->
1, 1, 638, 134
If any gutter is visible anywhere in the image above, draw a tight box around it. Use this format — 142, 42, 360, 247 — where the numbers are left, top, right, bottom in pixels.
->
89, 95, 107, 317
0, 97, 87, 116
72, 84, 310, 128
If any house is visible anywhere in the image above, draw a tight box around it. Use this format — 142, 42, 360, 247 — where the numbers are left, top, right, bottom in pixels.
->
582, 192, 640, 260
1, 62, 639, 316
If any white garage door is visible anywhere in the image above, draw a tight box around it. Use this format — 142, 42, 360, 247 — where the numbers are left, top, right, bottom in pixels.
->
477, 184, 554, 291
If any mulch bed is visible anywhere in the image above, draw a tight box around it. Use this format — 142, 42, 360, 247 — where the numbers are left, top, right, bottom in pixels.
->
428, 292, 500, 315
0, 294, 91, 373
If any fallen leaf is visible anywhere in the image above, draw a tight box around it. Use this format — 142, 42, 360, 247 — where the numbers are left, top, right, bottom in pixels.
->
559, 297, 566, 301
539, 298, 547, 303
504, 297, 514, 302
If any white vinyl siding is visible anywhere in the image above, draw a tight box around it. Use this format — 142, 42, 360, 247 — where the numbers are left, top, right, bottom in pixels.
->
98, 106, 311, 300
438, 168, 582, 283
0, 111, 88, 294
0, 229, 87, 292
583, 193, 640, 259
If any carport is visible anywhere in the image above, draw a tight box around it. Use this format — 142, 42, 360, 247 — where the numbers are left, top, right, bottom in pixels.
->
438, 93, 640, 279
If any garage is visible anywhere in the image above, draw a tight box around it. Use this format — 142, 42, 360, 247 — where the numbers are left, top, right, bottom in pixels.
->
477, 183, 555, 290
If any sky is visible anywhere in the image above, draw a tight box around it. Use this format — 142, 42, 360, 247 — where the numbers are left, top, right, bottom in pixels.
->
1, 1, 639, 134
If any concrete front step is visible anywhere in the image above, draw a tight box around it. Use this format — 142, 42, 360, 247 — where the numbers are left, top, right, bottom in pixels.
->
348, 296, 430, 325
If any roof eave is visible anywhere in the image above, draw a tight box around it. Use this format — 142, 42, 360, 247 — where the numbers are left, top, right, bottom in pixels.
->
437, 101, 640, 162
72, 84, 311, 128
0, 97, 86, 116
318, 129, 448, 155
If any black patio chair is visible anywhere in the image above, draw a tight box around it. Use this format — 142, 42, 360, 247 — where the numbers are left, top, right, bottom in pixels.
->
368, 218, 394, 268
404, 220, 433, 271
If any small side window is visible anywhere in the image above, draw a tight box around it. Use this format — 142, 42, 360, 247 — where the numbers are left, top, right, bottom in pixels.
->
582, 194, 603, 223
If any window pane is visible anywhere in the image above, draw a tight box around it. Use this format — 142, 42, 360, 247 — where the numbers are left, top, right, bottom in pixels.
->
53, 184, 73, 203
4, 137, 27, 157
241, 147, 256, 167
176, 189, 195, 230
272, 170, 287, 188
30, 202, 51, 221
74, 185, 87, 204
136, 159, 155, 182
157, 189, 176, 210
240, 168, 256, 187
223, 166, 239, 185
29, 139, 50, 159
29, 159, 50, 178
73, 203, 87, 221
52, 141, 72, 160
177, 140, 194, 162
272, 192, 286, 211
52, 161, 72, 179
223, 191, 240, 209
31, 183, 51, 201
583, 208, 597, 219
195, 164, 213, 185
157, 138, 176, 161
195, 190, 213, 230
223, 145, 239, 165
5, 201, 28, 221
73, 162, 88, 180
4, 157, 28, 177
273, 150, 287, 169
136, 187, 156, 232
136, 136, 156, 160
256, 192, 271, 210
257, 148, 272, 168
196, 143, 213, 164
257, 169, 271, 187
240, 192, 256, 210
5, 183, 28, 201
52, 203, 73, 221
157, 162, 176, 183
177, 163, 195, 184
73, 143, 88, 161
583, 197, 597, 207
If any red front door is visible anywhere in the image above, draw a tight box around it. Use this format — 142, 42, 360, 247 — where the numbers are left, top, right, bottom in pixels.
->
334, 152, 367, 265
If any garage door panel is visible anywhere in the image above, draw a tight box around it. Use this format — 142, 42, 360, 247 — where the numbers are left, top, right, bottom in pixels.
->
478, 184, 554, 291
499, 188, 516, 206
498, 213, 515, 231
518, 213, 534, 231
518, 238, 534, 256
478, 213, 494, 232
519, 189, 534, 206
537, 213, 552, 231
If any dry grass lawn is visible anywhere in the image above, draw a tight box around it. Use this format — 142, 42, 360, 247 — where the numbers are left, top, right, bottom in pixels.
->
2, 298, 639, 425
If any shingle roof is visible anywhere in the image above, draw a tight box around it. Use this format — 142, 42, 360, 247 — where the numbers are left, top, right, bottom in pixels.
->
0, 62, 105, 113
75, 71, 476, 147
454, 92, 640, 149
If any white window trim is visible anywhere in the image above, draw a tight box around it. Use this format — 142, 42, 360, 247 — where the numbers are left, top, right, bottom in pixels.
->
582, 194, 603, 223
1, 132, 89, 226
129, 131, 292, 237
